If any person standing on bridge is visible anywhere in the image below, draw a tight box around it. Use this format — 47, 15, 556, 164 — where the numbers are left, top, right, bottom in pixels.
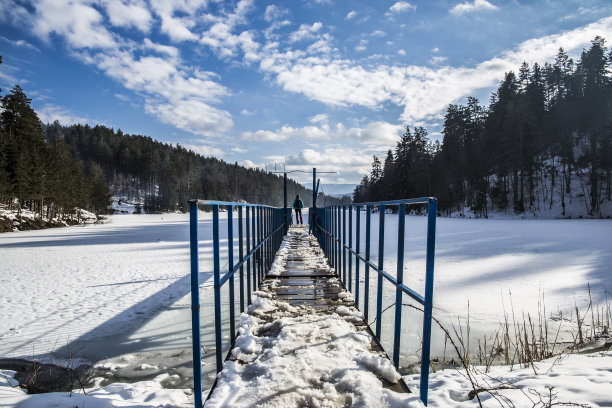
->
293, 194, 304, 224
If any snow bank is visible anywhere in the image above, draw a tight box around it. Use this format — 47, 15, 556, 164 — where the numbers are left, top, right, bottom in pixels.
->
0, 370, 191, 407
404, 350, 612, 407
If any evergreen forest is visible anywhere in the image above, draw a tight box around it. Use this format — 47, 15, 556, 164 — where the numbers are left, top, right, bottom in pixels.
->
353, 37, 612, 217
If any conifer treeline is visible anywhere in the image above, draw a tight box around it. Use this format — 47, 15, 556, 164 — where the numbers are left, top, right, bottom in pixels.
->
354, 37, 612, 216
0, 84, 112, 218
45, 122, 316, 212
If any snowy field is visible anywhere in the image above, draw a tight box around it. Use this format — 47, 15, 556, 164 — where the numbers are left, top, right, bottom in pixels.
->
1, 213, 611, 407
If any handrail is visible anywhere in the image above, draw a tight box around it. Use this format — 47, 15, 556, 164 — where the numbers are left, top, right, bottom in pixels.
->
188, 199, 290, 407
311, 198, 437, 406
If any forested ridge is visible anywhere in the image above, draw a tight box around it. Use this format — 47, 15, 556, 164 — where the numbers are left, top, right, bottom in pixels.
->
0, 70, 320, 221
354, 37, 612, 217
44, 121, 315, 212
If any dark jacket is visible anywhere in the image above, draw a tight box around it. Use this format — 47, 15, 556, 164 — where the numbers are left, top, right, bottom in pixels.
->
293, 198, 304, 210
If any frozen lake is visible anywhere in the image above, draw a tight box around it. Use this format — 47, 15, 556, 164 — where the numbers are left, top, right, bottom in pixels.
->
1, 213, 610, 388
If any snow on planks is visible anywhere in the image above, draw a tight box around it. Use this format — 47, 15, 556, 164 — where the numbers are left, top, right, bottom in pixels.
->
204, 225, 421, 408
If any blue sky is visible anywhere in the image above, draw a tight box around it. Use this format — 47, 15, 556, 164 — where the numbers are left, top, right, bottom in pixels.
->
1, 0, 611, 190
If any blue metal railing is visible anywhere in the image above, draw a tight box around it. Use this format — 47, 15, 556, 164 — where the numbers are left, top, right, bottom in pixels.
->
312, 198, 437, 405
189, 200, 290, 407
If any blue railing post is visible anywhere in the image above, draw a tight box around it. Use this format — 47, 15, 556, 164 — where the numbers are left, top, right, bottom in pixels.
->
364, 205, 371, 322
258, 207, 263, 284
420, 198, 437, 405
227, 205, 235, 344
212, 204, 223, 374
188, 201, 203, 408
355, 205, 361, 307
393, 204, 406, 368
348, 206, 353, 292
238, 206, 244, 313
246, 207, 251, 305
251, 207, 257, 292
376, 205, 385, 340
336, 206, 346, 278
342, 206, 347, 284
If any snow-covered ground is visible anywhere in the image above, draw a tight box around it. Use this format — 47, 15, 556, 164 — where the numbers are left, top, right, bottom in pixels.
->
1, 213, 611, 407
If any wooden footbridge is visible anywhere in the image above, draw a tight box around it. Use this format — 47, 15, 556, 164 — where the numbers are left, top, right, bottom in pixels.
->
188, 190, 437, 407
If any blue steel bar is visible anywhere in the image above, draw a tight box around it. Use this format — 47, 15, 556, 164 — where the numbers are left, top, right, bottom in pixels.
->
188, 201, 203, 408
375, 205, 385, 340
399, 284, 425, 304
364, 205, 371, 322
312, 168, 316, 235
330, 207, 335, 270
348, 206, 353, 292
343, 206, 347, 284
257, 207, 262, 286
338, 206, 342, 282
251, 206, 257, 292
393, 204, 406, 368
355, 206, 360, 307
246, 207, 251, 305
227, 205, 235, 344
420, 198, 437, 405
212, 204, 223, 373
238, 206, 244, 313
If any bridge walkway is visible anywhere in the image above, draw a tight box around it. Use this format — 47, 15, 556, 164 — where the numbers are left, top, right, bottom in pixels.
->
204, 224, 412, 406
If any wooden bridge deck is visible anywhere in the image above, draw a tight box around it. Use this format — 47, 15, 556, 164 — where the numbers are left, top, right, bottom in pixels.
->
206, 224, 409, 405
262, 224, 348, 309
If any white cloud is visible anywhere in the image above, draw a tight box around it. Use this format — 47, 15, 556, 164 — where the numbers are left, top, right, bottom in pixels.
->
182, 142, 225, 157
388, 2, 416, 14
149, 0, 212, 42
264, 5, 288, 22
104, 0, 152, 32
345, 11, 357, 20
309, 113, 328, 124
355, 39, 368, 52
432, 47, 440, 53
450, 0, 498, 16
241, 109, 257, 116
370, 30, 386, 37
562, 7, 606, 21
242, 120, 402, 146
397, 49, 406, 56
114, 93, 130, 102
0, 36, 40, 52
241, 119, 405, 184
257, 15, 612, 126
283, 147, 375, 184
241, 125, 328, 142
31, 0, 117, 49
429, 55, 448, 65
241, 159, 260, 169
289, 22, 323, 43
37, 103, 95, 125
142, 38, 179, 57
6, 0, 236, 137
199, 0, 259, 61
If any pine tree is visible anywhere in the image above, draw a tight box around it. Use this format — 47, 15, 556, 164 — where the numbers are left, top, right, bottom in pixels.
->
1, 85, 49, 216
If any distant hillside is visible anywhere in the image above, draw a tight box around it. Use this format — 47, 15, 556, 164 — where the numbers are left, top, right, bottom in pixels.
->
43, 122, 337, 213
